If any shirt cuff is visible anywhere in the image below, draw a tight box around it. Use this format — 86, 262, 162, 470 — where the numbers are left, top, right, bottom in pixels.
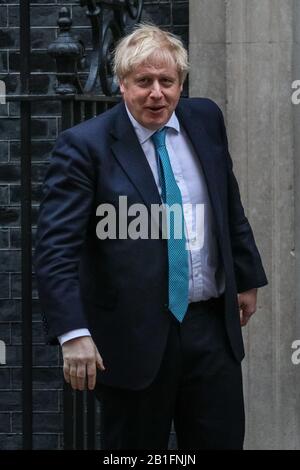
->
58, 328, 91, 346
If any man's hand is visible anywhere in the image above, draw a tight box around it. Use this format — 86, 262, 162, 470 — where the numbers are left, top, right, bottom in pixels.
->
238, 288, 258, 327
62, 336, 105, 391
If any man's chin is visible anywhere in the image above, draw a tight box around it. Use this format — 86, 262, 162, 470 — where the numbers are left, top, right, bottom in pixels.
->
143, 113, 170, 130
144, 121, 166, 130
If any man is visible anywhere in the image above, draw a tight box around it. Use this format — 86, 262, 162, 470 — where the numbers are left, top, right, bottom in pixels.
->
35, 24, 268, 450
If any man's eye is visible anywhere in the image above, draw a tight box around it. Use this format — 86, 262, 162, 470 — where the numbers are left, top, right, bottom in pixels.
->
162, 79, 173, 85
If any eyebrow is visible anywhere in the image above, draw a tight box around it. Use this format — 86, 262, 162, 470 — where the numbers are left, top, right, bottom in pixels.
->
135, 73, 176, 80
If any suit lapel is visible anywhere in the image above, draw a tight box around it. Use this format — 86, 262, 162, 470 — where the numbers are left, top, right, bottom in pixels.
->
176, 101, 224, 233
110, 103, 162, 210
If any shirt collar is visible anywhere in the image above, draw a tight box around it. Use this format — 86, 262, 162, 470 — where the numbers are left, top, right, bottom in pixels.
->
125, 104, 180, 145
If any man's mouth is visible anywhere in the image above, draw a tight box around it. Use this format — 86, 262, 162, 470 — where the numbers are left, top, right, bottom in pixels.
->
147, 106, 165, 112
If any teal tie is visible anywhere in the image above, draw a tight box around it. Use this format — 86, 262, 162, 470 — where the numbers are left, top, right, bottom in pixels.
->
151, 127, 189, 322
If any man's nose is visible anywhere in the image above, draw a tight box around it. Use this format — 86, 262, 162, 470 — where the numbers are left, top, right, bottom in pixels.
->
150, 81, 163, 98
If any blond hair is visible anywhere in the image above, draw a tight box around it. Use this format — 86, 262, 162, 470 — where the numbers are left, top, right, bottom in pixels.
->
113, 23, 189, 84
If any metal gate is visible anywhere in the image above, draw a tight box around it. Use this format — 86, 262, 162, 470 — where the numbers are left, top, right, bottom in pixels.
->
6, 0, 143, 450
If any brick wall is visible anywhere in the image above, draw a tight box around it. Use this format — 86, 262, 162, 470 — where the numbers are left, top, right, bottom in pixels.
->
0, 0, 189, 450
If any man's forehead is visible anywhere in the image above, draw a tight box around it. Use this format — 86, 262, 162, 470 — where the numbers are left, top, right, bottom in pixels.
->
130, 60, 178, 76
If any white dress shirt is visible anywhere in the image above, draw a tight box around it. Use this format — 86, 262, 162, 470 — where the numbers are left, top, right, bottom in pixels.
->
59, 107, 224, 345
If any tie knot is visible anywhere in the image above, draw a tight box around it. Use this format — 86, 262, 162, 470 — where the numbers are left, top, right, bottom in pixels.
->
151, 127, 167, 149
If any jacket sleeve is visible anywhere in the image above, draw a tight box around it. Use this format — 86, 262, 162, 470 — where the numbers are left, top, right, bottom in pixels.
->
34, 129, 95, 344
217, 106, 268, 293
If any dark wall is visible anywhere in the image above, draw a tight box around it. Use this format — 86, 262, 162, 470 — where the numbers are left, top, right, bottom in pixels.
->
0, 0, 189, 450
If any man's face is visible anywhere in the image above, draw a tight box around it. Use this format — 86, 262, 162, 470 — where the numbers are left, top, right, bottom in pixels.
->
119, 59, 183, 130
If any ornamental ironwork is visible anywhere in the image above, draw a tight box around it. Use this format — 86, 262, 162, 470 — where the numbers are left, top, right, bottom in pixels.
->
48, 0, 143, 96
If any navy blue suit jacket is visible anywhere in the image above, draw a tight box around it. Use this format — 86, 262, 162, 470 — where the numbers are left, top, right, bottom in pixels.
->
35, 98, 268, 390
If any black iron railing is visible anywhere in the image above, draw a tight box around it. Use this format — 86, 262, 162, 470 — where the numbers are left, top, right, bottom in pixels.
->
6, 0, 143, 450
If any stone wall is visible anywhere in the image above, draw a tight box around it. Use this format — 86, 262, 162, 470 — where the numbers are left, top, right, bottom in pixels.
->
190, 0, 300, 450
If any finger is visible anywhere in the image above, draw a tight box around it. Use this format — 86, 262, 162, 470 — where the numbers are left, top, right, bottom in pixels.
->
87, 361, 97, 390
240, 308, 248, 327
69, 364, 78, 390
96, 351, 105, 371
76, 364, 87, 391
241, 312, 252, 327
63, 362, 70, 384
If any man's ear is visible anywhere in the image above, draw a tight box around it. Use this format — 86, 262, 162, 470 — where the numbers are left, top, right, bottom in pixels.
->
119, 81, 125, 95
